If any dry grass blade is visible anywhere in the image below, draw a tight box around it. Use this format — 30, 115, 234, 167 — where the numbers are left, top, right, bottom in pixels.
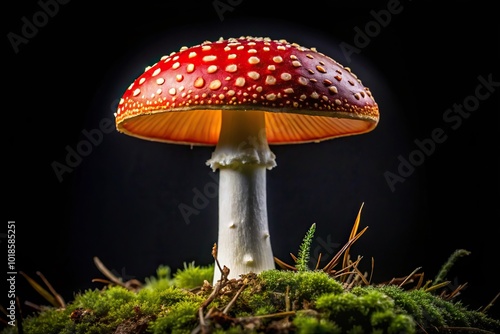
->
322, 226, 368, 274
92, 256, 127, 287
481, 292, 499, 314
342, 202, 364, 271
274, 257, 297, 271
314, 253, 323, 270
398, 267, 422, 288
36, 271, 65, 308
20, 271, 62, 308
425, 281, 451, 293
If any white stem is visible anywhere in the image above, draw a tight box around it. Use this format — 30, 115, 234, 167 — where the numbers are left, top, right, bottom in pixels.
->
206, 110, 276, 283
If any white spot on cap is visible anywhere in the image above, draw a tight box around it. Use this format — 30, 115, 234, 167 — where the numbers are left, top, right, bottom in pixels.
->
247, 71, 260, 80
172, 62, 180, 69
133, 88, 141, 97
266, 93, 276, 101
248, 56, 260, 65
209, 79, 222, 90
168, 88, 176, 95
186, 64, 195, 73
152, 68, 161, 77
328, 86, 338, 94
235, 77, 245, 87
203, 55, 217, 62
281, 73, 292, 81
298, 77, 308, 86
194, 77, 205, 88
226, 64, 237, 72
139, 78, 146, 85
207, 65, 218, 74
265, 76, 276, 85
156, 78, 165, 85
273, 56, 283, 63
188, 52, 197, 58
228, 54, 237, 59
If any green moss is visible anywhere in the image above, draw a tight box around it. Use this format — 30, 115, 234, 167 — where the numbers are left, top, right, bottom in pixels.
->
374, 285, 500, 332
3, 252, 500, 334
292, 311, 341, 334
257, 269, 343, 306
173, 262, 214, 289
147, 300, 200, 334
315, 288, 416, 333
2, 266, 500, 334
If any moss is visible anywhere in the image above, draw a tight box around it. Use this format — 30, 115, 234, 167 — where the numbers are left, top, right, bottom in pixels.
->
257, 269, 343, 307
173, 262, 214, 289
3, 229, 500, 334
147, 300, 200, 334
292, 311, 341, 334
2, 265, 500, 334
374, 285, 500, 332
315, 288, 416, 333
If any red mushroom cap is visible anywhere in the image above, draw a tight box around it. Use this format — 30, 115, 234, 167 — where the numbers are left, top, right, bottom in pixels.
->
115, 36, 379, 145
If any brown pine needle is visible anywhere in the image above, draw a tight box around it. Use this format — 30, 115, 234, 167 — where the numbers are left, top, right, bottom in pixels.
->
398, 267, 422, 288
482, 292, 499, 314
274, 257, 297, 271
314, 253, 323, 270
19, 271, 60, 308
36, 271, 65, 308
425, 281, 451, 293
342, 202, 364, 270
223, 284, 247, 314
323, 226, 368, 274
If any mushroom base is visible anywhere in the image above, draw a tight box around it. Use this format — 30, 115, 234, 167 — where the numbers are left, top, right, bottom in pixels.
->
213, 165, 275, 283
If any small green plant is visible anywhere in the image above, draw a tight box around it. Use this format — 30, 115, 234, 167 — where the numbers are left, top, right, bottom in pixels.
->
296, 223, 316, 272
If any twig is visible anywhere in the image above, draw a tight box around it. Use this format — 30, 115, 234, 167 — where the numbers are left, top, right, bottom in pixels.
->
236, 311, 296, 321
192, 244, 231, 334
481, 291, 499, 314
223, 283, 247, 314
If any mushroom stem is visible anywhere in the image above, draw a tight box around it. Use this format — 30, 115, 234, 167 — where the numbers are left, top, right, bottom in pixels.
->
207, 110, 276, 283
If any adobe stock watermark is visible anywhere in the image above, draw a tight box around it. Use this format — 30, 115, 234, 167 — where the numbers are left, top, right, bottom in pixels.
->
339, 0, 410, 64
384, 73, 499, 192
7, 0, 71, 54
212, 0, 243, 22
51, 99, 119, 183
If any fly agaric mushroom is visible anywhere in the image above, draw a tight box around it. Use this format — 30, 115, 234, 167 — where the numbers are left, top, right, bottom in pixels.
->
114, 36, 379, 283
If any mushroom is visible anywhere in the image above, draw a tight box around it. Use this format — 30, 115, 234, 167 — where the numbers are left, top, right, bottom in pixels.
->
114, 36, 379, 283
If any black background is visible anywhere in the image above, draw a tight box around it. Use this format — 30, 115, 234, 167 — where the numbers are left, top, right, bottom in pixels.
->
4, 0, 499, 326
